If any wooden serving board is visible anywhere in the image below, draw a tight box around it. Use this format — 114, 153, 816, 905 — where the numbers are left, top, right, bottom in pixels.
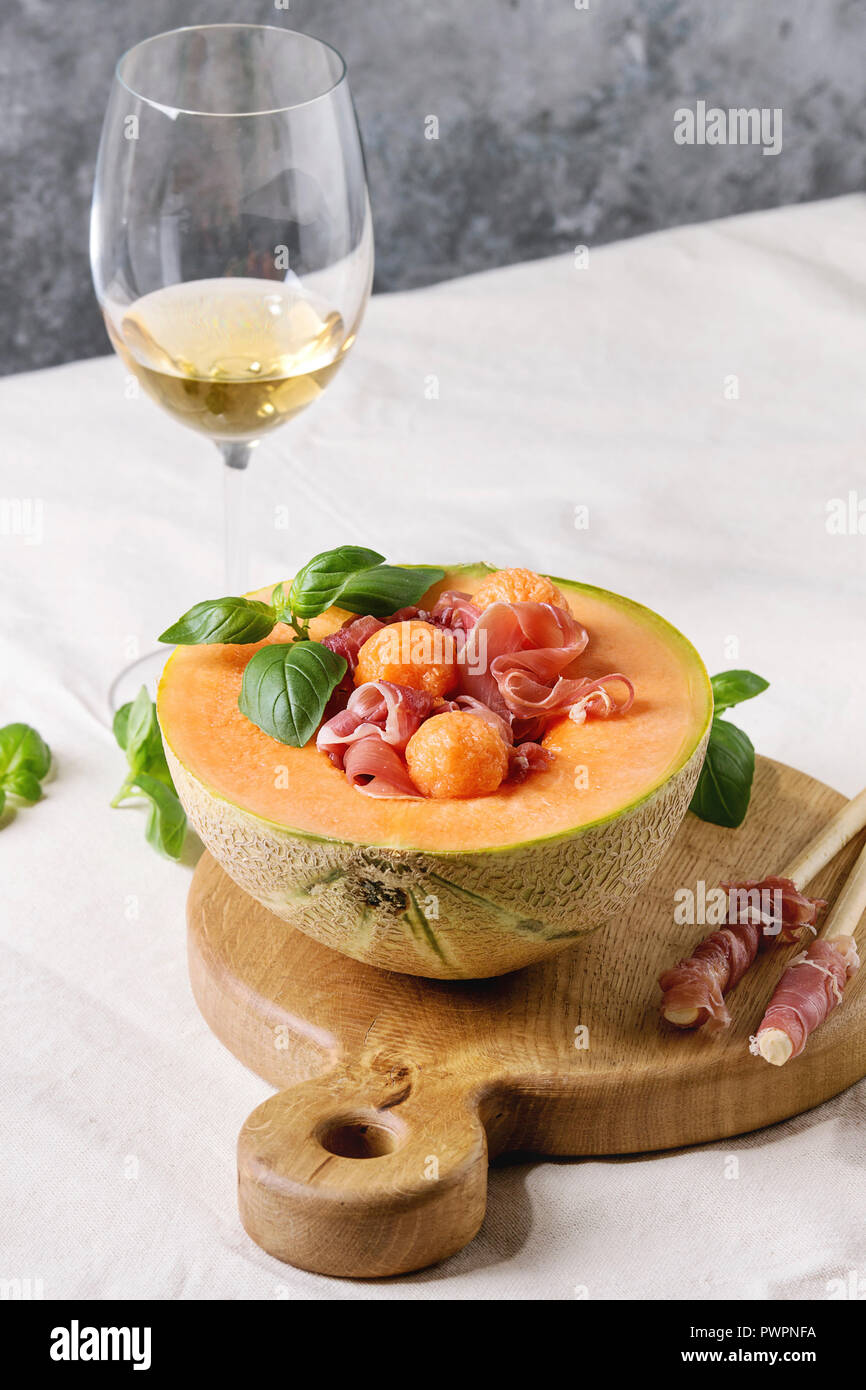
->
187, 758, 866, 1278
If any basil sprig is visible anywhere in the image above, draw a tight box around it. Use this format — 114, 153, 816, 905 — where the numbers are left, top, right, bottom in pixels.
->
112, 686, 189, 860
239, 642, 347, 748
158, 546, 446, 646
287, 547, 386, 619
689, 670, 769, 829
0, 722, 51, 816
157, 546, 445, 749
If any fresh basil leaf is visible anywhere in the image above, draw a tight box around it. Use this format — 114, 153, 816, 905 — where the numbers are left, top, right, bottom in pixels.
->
271, 583, 292, 624
4, 768, 44, 803
0, 723, 51, 825
113, 687, 170, 782
711, 670, 769, 715
690, 717, 755, 829
144, 744, 175, 790
133, 773, 187, 860
159, 597, 276, 645
113, 703, 131, 751
336, 565, 445, 617
288, 546, 386, 620
239, 641, 347, 747
0, 722, 51, 781
124, 686, 157, 772
111, 686, 179, 857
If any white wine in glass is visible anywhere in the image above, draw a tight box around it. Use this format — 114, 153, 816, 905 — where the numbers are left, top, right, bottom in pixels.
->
109, 278, 350, 441
90, 24, 373, 707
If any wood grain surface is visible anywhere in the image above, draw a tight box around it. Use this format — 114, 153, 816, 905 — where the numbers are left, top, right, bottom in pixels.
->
187, 757, 866, 1277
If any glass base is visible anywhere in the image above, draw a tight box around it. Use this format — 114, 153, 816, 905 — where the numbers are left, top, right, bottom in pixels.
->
108, 649, 168, 716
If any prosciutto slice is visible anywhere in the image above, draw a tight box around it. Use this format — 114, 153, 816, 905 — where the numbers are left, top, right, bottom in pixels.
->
659, 877, 826, 1031
431, 590, 482, 633
658, 919, 763, 1032
751, 936, 860, 1062
508, 741, 555, 783
343, 737, 420, 798
459, 600, 632, 733
321, 614, 384, 676
568, 678, 636, 725
721, 876, 826, 945
460, 602, 587, 714
317, 681, 433, 769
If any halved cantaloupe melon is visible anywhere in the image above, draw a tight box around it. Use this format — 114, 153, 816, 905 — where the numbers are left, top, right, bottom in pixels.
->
158, 565, 712, 978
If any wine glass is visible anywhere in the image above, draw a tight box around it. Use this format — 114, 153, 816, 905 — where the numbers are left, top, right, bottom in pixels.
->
90, 24, 373, 707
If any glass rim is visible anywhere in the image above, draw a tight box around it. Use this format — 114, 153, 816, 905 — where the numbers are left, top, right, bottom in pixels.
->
115, 23, 348, 118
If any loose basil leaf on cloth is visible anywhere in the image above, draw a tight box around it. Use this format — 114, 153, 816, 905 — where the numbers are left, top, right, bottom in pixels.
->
710, 669, 769, 715
112, 703, 131, 750
111, 686, 188, 858
0, 722, 51, 781
239, 641, 347, 747
287, 546, 386, 620
336, 565, 446, 617
0, 722, 52, 816
3, 768, 44, 804
159, 596, 277, 645
114, 687, 174, 787
133, 773, 188, 860
690, 716, 756, 829
123, 685, 159, 774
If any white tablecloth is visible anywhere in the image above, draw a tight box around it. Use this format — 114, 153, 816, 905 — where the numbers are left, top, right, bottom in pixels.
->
2, 195, 865, 1301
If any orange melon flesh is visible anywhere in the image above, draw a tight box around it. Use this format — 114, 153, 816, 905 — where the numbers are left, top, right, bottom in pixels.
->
158, 566, 711, 853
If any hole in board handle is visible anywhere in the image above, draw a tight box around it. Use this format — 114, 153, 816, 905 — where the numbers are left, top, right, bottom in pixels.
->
318, 1113, 402, 1160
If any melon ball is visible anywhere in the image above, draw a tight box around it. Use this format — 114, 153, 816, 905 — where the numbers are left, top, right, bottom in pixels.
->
473, 567, 569, 612
405, 712, 509, 798
355, 620, 458, 697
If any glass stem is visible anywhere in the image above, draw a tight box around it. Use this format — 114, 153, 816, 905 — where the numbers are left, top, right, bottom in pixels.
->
219, 441, 256, 593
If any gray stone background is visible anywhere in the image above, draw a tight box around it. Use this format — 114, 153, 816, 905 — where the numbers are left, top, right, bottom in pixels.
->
2, 0, 864, 377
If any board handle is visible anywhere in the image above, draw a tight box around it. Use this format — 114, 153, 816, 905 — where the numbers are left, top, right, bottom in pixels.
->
237, 1068, 489, 1277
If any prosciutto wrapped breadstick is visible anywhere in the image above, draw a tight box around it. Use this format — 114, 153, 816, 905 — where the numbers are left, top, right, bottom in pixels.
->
659, 880, 824, 1031
659, 786, 866, 1031
751, 838, 866, 1066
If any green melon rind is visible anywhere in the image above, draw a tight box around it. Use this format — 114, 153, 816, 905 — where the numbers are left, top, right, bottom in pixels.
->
165, 726, 708, 979
161, 565, 712, 979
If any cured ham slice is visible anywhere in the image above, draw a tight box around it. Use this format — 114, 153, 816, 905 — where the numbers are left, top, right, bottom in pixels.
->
659, 919, 763, 1032
749, 837, 866, 1064
385, 593, 481, 633
721, 876, 825, 944
508, 741, 554, 783
460, 601, 588, 718
321, 614, 384, 676
317, 681, 433, 769
751, 936, 859, 1065
568, 678, 636, 725
430, 591, 482, 633
343, 737, 420, 798
659, 877, 826, 1030
459, 600, 631, 734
